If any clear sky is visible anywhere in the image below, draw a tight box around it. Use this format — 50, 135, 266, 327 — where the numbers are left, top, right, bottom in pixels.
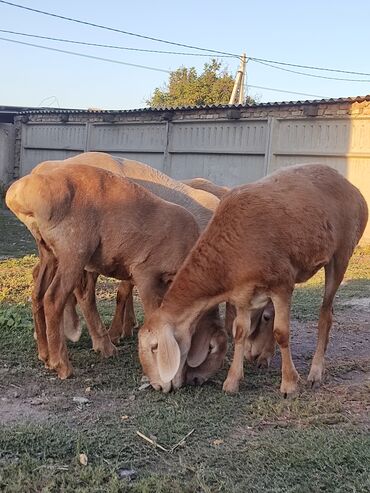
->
1, 0, 370, 109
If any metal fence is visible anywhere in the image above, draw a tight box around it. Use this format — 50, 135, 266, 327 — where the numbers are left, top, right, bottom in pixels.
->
14, 111, 370, 243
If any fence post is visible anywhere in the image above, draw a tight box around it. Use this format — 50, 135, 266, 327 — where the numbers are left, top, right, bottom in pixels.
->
0, 124, 15, 184
162, 120, 173, 176
264, 116, 276, 176
84, 122, 92, 152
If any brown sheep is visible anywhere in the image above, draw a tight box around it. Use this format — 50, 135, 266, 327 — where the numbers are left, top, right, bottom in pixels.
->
138, 164, 368, 395
6, 164, 200, 379
33, 152, 219, 341
28, 153, 231, 386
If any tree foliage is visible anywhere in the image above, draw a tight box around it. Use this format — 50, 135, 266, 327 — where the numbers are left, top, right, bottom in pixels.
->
147, 59, 253, 108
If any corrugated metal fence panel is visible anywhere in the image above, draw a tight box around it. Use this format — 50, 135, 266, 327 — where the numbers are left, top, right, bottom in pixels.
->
348, 119, 370, 153
21, 149, 81, 175
170, 154, 266, 186
20, 123, 87, 175
273, 118, 350, 157
169, 120, 268, 186
22, 123, 86, 150
89, 123, 167, 153
269, 118, 353, 175
16, 115, 370, 242
88, 123, 167, 171
268, 117, 370, 243
87, 122, 167, 171
346, 118, 370, 243
170, 120, 267, 154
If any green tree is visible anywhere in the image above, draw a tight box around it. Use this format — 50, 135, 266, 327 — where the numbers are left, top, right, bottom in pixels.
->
147, 59, 254, 108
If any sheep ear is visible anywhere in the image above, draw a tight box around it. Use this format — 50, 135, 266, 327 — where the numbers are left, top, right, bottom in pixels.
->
157, 325, 181, 383
187, 327, 211, 368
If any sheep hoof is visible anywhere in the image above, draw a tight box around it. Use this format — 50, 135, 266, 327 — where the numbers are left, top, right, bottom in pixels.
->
222, 377, 240, 394
56, 362, 73, 380
280, 371, 299, 396
307, 365, 323, 390
93, 338, 117, 358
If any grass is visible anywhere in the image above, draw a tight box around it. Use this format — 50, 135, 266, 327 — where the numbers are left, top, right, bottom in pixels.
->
1, 209, 370, 492
291, 244, 370, 321
0, 210, 36, 259
1, 424, 369, 492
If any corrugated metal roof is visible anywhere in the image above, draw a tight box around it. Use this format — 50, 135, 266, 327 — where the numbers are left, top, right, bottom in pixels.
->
0, 105, 83, 114
16, 95, 370, 115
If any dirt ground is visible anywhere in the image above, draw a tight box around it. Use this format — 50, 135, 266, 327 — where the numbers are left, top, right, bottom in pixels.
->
0, 209, 369, 492
1, 306, 369, 427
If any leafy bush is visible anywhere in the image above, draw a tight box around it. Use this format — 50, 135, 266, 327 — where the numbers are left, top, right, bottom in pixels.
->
0, 304, 33, 329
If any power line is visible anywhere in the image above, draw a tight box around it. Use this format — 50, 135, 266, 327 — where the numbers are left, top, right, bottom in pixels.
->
0, 29, 234, 57
0, 36, 171, 73
252, 59, 370, 82
248, 85, 328, 99
249, 56, 370, 77
0, 36, 329, 100
1, 1, 369, 79
4, 28, 366, 87
0, 0, 238, 57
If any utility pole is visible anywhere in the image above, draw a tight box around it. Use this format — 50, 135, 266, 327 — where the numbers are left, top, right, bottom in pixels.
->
229, 53, 247, 105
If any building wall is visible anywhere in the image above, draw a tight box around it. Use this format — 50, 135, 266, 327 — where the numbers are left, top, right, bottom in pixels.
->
12, 99, 370, 243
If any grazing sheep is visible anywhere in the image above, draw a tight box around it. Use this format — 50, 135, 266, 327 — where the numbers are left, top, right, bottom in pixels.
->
29, 153, 231, 385
138, 164, 368, 395
33, 152, 219, 341
6, 164, 200, 379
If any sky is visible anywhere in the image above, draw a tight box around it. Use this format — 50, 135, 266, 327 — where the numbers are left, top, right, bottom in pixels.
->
1, 0, 370, 110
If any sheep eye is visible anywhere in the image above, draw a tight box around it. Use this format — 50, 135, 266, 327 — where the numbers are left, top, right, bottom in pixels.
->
151, 343, 158, 353
263, 313, 271, 322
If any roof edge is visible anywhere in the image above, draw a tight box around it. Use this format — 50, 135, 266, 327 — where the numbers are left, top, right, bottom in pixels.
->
16, 95, 370, 116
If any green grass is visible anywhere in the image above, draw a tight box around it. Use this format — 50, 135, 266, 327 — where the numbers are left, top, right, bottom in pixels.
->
291, 245, 370, 321
1, 423, 369, 492
0, 210, 36, 259
1, 210, 370, 492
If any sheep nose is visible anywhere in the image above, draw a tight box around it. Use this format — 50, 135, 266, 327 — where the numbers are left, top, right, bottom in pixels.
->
190, 376, 206, 386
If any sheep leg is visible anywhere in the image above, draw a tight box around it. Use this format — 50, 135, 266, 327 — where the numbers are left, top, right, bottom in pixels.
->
62, 292, 82, 342
224, 302, 236, 334
308, 256, 349, 388
256, 335, 276, 369
31, 246, 57, 365
109, 281, 136, 342
223, 307, 251, 394
74, 271, 117, 358
270, 290, 299, 396
32, 261, 48, 362
43, 263, 84, 379
122, 286, 137, 335
134, 271, 165, 317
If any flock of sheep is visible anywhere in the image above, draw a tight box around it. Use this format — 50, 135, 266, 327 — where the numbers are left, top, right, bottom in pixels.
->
5, 152, 368, 396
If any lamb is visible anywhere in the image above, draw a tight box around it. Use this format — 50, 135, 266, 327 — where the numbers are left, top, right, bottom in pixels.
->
138, 164, 368, 395
6, 163, 200, 379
